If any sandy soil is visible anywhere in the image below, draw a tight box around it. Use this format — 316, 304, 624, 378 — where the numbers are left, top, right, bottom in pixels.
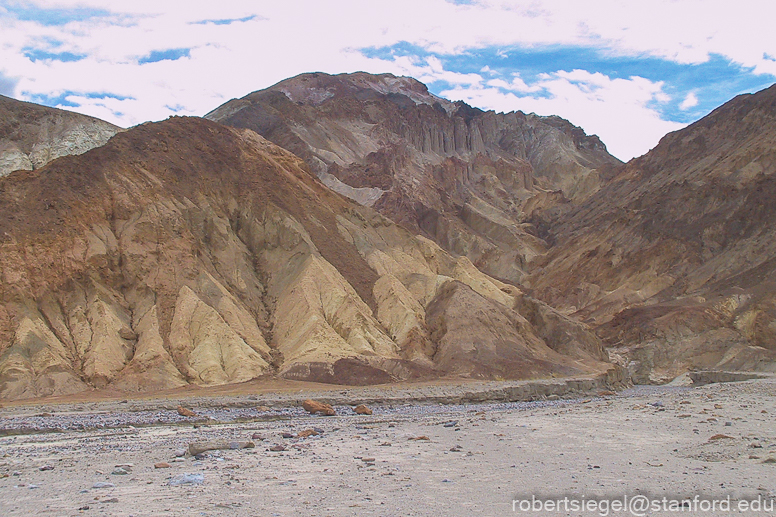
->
0, 377, 774, 516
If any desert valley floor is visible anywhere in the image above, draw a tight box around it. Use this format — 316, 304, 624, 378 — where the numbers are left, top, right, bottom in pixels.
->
0, 376, 774, 516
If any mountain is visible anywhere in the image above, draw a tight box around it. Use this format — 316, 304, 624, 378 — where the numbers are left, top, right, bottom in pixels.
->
0, 95, 122, 178
205, 72, 621, 285
527, 85, 776, 382
209, 73, 776, 384
0, 116, 613, 400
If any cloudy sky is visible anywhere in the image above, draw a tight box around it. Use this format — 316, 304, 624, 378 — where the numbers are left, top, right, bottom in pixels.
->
1, 1, 775, 160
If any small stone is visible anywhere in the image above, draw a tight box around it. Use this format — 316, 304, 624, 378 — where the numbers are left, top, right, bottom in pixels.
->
168, 473, 204, 486
297, 429, 319, 438
269, 445, 286, 452
750, 455, 761, 459
379, 442, 392, 447
92, 482, 115, 489
598, 390, 616, 396
78, 505, 90, 511
103, 497, 119, 503
443, 421, 458, 428
361, 457, 376, 463
28, 484, 39, 489
761, 458, 776, 464
39, 465, 54, 471
281, 432, 294, 439
725, 421, 732, 426
112, 467, 129, 475
302, 399, 336, 416
354, 404, 373, 415
177, 406, 198, 417
251, 433, 265, 441
12, 471, 20, 476
709, 434, 734, 441
188, 440, 254, 456
174, 449, 186, 457
155, 462, 171, 469
313, 427, 325, 434
714, 404, 723, 409
409, 436, 430, 441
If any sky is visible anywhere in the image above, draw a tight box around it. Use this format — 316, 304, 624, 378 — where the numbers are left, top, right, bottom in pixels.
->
1, 1, 775, 161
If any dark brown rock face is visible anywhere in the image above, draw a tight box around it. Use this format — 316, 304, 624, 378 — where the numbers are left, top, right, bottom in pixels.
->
527, 85, 776, 382
206, 72, 621, 285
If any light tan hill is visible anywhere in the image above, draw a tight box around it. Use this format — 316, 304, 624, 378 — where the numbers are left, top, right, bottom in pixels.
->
0, 95, 122, 178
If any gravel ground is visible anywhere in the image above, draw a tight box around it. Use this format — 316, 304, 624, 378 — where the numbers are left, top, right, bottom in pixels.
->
0, 378, 774, 516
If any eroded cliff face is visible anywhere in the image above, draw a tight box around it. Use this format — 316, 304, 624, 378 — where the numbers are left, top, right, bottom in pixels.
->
206, 72, 621, 285
527, 85, 776, 382
0, 95, 122, 178
0, 116, 612, 400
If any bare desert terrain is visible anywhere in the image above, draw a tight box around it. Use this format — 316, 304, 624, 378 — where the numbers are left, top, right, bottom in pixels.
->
0, 375, 774, 516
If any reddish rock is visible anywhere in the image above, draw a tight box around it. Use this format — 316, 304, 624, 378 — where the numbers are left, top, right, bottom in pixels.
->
177, 406, 198, 417
154, 462, 171, 469
353, 404, 373, 415
302, 400, 336, 416
297, 429, 320, 438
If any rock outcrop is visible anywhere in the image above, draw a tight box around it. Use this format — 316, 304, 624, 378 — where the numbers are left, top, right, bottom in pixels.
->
0, 115, 612, 400
0, 94, 122, 178
206, 72, 621, 285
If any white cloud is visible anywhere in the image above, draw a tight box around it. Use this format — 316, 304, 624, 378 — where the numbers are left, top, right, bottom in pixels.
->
0, 0, 774, 158
441, 70, 685, 160
679, 92, 699, 110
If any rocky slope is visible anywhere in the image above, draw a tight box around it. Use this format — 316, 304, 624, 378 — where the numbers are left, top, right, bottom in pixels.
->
206, 72, 621, 285
0, 116, 613, 400
527, 85, 776, 382
0, 94, 122, 178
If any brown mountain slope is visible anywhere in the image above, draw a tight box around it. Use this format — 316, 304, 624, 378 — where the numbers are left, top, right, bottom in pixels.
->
0, 116, 614, 400
205, 72, 621, 285
0, 95, 122, 178
527, 84, 776, 382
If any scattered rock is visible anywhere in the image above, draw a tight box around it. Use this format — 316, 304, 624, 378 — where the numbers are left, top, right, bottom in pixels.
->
725, 421, 732, 426
281, 432, 295, 439
251, 433, 265, 441
103, 498, 119, 503
443, 421, 458, 428
177, 406, 198, 417
598, 390, 616, 396
409, 436, 430, 441
302, 399, 336, 416
361, 457, 376, 463
154, 462, 171, 469
39, 465, 54, 471
111, 467, 129, 475
709, 434, 735, 441
762, 457, 776, 464
297, 429, 320, 438
168, 473, 204, 486
174, 449, 187, 457
92, 482, 115, 489
78, 505, 90, 511
188, 440, 255, 456
354, 404, 373, 415
269, 445, 286, 452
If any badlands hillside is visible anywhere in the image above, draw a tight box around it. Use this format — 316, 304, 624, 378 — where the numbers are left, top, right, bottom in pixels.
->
0, 114, 611, 400
0, 73, 774, 400
209, 73, 776, 385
